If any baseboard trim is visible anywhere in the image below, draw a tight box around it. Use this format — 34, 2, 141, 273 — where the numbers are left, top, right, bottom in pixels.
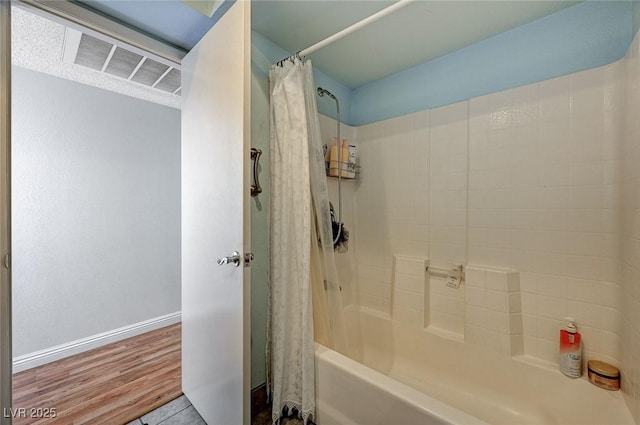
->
13, 311, 181, 373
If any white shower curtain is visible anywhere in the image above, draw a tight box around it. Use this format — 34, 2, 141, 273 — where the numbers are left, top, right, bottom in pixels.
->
267, 57, 346, 424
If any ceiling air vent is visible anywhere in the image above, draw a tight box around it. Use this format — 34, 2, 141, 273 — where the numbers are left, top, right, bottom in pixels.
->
62, 29, 181, 95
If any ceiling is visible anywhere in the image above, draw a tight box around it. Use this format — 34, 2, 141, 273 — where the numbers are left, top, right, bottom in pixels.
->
77, 0, 582, 89
73, 1, 199, 51
252, 0, 581, 88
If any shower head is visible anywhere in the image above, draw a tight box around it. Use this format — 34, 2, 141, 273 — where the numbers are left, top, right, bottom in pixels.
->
317, 86, 340, 128
317, 87, 336, 101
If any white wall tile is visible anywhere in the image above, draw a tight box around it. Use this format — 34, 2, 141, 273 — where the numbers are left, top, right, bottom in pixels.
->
538, 339, 558, 363
570, 67, 605, 119
486, 289, 508, 312
538, 317, 561, 342
537, 295, 567, 319
485, 269, 508, 291
540, 163, 571, 187
465, 266, 486, 287
343, 56, 627, 372
395, 256, 426, 276
466, 305, 486, 328
394, 305, 424, 328
509, 314, 524, 335
567, 278, 602, 304
568, 209, 604, 232
540, 75, 570, 121
486, 310, 509, 333
570, 119, 604, 162
536, 274, 568, 298
540, 120, 570, 161
571, 186, 604, 209
523, 335, 538, 356
395, 289, 424, 310
571, 161, 603, 186
567, 300, 602, 329
395, 273, 424, 293
465, 286, 485, 307
508, 293, 522, 314
512, 85, 539, 127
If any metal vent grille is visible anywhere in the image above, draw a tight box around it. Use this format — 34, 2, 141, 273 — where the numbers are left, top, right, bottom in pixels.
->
64, 30, 181, 95
131, 58, 170, 86
74, 33, 113, 71
155, 68, 181, 93
104, 47, 143, 79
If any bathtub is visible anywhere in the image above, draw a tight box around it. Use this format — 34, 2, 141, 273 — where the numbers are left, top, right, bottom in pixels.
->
315, 306, 634, 425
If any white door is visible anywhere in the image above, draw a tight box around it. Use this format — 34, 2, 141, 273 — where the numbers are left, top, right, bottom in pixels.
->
181, 1, 251, 424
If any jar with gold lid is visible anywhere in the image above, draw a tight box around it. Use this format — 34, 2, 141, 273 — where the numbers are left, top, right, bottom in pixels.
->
587, 360, 620, 391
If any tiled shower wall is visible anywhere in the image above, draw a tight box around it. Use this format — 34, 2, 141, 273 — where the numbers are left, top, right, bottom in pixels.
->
345, 58, 625, 366
317, 115, 359, 306
351, 112, 431, 312
621, 31, 640, 424
317, 32, 640, 421
466, 63, 623, 366
428, 103, 468, 336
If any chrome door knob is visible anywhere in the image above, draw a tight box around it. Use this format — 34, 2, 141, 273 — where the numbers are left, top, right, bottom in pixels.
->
217, 251, 241, 267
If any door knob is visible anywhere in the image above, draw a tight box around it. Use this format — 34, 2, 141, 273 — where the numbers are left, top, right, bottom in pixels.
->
217, 251, 241, 267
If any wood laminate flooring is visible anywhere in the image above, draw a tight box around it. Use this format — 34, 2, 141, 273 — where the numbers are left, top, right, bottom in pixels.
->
12, 323, 182, 425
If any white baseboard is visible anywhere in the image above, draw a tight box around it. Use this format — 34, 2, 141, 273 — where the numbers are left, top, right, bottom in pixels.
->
13, 311, 181, 373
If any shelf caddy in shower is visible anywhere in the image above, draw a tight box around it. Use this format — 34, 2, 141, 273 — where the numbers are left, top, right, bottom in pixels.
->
325, 161, 361, 180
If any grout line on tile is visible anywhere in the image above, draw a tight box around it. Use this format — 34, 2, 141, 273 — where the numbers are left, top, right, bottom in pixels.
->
153, 404, 193, 425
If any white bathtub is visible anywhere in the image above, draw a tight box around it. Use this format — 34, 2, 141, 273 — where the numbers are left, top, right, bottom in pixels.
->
315, 306, 634, 425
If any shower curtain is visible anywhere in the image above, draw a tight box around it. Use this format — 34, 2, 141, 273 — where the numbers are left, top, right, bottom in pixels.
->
267, 57, 347, 424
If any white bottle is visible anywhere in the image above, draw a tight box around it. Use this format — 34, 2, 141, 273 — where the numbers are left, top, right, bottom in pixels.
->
347, 144, 356, 178
559, 317, 582, 378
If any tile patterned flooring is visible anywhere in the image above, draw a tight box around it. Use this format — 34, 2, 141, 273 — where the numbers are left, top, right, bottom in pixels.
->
125, 395, 205, 425
129, 396, 307, 425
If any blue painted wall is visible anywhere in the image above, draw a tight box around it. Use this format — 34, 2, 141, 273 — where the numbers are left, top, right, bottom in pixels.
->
634, 0, 640, 36
252, 31, 353, 124
350, 1, 633, 125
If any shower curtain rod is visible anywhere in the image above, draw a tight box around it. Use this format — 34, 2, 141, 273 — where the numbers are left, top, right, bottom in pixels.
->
278, 0, 415, 64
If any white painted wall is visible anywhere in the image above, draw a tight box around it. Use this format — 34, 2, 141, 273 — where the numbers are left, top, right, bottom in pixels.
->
11, 67, 181, 358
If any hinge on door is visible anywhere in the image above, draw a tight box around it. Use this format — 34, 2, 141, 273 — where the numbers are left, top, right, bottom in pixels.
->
243, 252, 254, 267
3, 253, 9, 269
